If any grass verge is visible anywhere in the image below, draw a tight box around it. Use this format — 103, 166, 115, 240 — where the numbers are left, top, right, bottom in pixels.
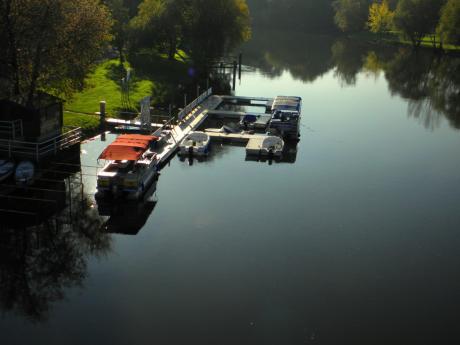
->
65, 59, 154, 117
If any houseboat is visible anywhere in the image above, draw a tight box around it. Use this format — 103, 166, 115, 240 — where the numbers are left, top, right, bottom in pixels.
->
96, 134, 159, 199
269, 96, 302, 141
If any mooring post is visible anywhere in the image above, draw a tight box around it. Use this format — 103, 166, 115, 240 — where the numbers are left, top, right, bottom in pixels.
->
197, 84, 200, 98
99, 101, 106, 141
238, 53, 242, 80
232, 60, 237, 91
184, 94, 187, 107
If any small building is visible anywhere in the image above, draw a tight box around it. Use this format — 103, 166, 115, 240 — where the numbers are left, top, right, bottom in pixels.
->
0, 92, 63, 141
0, 92, 81, 161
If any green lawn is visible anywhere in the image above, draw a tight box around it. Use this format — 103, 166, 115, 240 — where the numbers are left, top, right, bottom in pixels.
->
63, 111, 101, 137
352, 31, 460, 51
65, 59, 154, 117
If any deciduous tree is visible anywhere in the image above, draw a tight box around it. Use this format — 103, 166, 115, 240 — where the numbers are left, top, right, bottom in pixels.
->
0, 0, 112, 104
333, 0, 371, 32
393, 0, 446, 48
368, 0, 394, 33
437, 0, 460, 46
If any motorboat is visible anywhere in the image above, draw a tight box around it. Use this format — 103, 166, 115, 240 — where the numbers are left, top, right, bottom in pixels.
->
15, 160, 35, 186
260, 136, 284, 156
178, 131, 210, 156
96, 134, 159, 199
246, 135, 284, 157
269, 96, 302, 140
0, 160, 15, 182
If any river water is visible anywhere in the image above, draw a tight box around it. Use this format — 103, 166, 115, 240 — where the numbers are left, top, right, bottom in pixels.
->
1, 30, 460, 345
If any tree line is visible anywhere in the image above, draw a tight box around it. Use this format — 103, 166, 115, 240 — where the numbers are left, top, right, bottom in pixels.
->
247, 0, 459, 48
334, 0, 460, 48
0, 0, 250, 105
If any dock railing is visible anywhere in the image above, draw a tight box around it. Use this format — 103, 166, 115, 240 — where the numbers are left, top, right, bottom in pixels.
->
154, 88, 212, 138
0, 127, 82, 161
177, 88, 213, 121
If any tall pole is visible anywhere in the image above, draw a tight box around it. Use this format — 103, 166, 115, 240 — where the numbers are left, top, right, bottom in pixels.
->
238, 53, 242, 80
99, 101, 106, 141
232, 60, 237, 91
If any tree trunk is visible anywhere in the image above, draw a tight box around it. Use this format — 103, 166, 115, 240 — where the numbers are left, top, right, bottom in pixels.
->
168, 35, 177, 60
4, 0, 20, 96
26, 42, 42, 107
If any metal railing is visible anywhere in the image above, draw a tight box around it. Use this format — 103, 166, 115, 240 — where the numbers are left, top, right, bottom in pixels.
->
0, 127, 82, 161
177, 88, 213, 121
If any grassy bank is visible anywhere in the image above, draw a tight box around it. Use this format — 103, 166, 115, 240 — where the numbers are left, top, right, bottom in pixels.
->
65, 59, 154, 117
351, 31, 460, 52
63, 111, 100, 138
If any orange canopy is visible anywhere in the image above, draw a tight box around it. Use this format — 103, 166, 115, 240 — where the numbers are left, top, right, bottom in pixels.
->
98, 134, 158, 161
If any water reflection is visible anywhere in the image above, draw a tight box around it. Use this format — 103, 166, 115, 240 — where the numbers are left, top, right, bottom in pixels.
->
98, 180, 158, 235
241, 31, 460, 130
0, 199, 110, 322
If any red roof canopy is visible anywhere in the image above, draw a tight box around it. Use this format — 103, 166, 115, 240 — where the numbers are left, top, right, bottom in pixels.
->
98, 134, 158, 161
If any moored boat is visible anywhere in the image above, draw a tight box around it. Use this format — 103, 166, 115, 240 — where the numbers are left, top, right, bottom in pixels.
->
246, 135, 284, 157
96, 134, 159, 199
260, 136, 284, 156
269, 96, 302, 140
15, 160, 35, 186
178, 131, 210, 156
0, 161, 15, 182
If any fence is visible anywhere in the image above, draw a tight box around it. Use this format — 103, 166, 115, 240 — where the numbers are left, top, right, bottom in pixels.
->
0, 127, 82, 161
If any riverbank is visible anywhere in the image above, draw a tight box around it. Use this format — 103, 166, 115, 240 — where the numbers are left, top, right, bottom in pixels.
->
63, 53, 191, 138
349, 31, 460, 52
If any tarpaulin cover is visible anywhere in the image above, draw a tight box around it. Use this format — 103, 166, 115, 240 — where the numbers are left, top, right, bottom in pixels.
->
98, 134, 158, 161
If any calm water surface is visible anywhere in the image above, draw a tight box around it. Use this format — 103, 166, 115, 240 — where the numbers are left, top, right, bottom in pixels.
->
2, 33, 460, 345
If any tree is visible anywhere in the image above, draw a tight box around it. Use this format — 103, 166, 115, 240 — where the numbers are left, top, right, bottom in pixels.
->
184, 0, 251, 65
368, 0, 394, 33
130, 0, 251, 65
437, 0, 460, 46
333, 0, 372, 32
0, 0, 112, 105
105, 0, 130, 63
130, 0, 188, 60
393, 0, 446, 48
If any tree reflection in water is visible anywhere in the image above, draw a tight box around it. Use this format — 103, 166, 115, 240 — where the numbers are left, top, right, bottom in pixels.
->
0, 198, 111, 322
241, 30, 460, 131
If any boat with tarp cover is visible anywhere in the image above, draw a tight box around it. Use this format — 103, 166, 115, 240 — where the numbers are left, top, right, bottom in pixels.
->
96, 134, 159, 199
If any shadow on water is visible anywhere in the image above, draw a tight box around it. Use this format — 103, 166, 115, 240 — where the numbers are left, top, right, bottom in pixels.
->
241, 29, 460, 130
0, 193, 111, 323
97, 179, 159, 235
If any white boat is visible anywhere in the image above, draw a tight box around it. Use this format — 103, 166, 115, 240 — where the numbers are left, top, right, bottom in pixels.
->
178, 131, 210, 156
261, 136, 284, 156
15, 160, 35, 186
246, 135, 284, 157
96, 134, 160, 199
0, 161, 15, 182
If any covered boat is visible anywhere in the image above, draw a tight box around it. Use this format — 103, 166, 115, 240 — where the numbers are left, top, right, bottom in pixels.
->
15, 160, 35, 186
269, 96, 302, 140
96, 134, 159, 199
178, 131, 210, 156
261, 136, 284, 156
0, 160, 15, 182
246, 135, 284, 157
